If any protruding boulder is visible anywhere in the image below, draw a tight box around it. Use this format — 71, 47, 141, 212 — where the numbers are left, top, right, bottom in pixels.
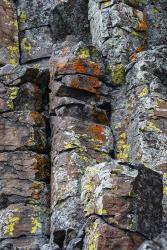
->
81, 161, 163, 239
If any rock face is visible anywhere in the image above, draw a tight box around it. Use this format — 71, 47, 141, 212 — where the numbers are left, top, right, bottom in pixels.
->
0, 0, 167, 249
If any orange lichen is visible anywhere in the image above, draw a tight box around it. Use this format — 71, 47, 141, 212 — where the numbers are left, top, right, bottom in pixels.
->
62, 47, 70, 55
30, 112, 44, 126
136, 18, 148, 32
32, 155, 49, 180
50, 56, 102, 79
32, 182, 41, 189
130, 53, 137, 62
32, 192, 40, 200
87, 76, 101, 93
70, 76, 101, 94
70, 78, 80, 89
32, 182, 41, 200
130, 45, 145, 61
88, 124, 106, 142
73, 58, 88, 74
73, 58, 101, 76
32, 155, 48, 171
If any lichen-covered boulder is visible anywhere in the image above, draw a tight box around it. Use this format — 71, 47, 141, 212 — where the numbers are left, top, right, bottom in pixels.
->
20, 27, 53, 63
83, 218, 145, 250
81, 161, 163, 239
49, 42, 105, 79
0, 204, 49, 239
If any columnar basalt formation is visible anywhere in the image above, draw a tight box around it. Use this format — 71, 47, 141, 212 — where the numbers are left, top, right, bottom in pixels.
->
0, 0, 167, 249
0, 0, 52, 249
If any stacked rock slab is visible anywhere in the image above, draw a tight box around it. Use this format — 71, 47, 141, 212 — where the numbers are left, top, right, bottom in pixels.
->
0, 64, 51, 249
49, 41, 113, 249
0, 0, 52, 249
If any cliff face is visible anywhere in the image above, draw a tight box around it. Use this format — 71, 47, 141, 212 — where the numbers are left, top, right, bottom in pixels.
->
0, 0, 167, 249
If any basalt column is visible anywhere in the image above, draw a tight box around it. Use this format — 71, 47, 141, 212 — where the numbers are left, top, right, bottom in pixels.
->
0, 0, 52, 249
49, 41, 113, 248
88, 0, 167, 248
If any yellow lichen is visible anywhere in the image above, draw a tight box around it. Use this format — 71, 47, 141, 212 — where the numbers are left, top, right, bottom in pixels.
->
4, 215, 20, 236
112, 185, 118, 192
97, 208, 107, 215
28, 127, 35, 144
7, 86, 18, 109
101, 1, 112, 8
64, 139, 81, 150
116, 133, 130, 160
88, 222, 99, 250
21, 38, 32, 55
13, 20, 18, 29
164, 186, 167, 196
127, 217, 138, 230
131, 31, 143, 38
84, 177, 95, 193
19, 11, 27, 23
78, 48, 90, 59
12, 128, 17, 136
146, 121, 161, 132
8, 42, 19, 66
139, 86, 148, 97
31, 218, 41, 234
112, 64, 125, 86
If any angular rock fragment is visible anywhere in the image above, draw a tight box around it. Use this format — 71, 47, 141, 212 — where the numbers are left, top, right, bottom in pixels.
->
50, 0, 90, 42
0, 112, 47, 152
81, 161, 163, 239
83, 218, 145, 250
20, 27, 53, 63
16, 0, 53, 31
0, 151, 49, 182
0, 204, 49, 239
49, 43, 105, 79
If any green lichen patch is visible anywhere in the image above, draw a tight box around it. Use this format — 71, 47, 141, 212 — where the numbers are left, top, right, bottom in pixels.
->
112, 64, 125, 86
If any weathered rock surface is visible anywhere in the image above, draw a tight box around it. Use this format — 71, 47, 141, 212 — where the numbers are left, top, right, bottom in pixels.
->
0, 63, 50, 248
138, 234, 167, 250
81, 161, 162, 238
0, 0, 167, 249
0, 0, 19, 67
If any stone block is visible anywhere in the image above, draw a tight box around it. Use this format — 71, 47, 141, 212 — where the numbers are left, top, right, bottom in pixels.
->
81, 161, 162, 238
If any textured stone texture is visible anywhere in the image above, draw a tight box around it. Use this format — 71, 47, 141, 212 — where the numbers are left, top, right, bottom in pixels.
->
83, 218, 145, 250
0, 62, 50, 248
0, 0, 167, 249
138, 234, 167, 250
49, 43, 114, 248
0, 0, 19, 66
81, 161, 162, 238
